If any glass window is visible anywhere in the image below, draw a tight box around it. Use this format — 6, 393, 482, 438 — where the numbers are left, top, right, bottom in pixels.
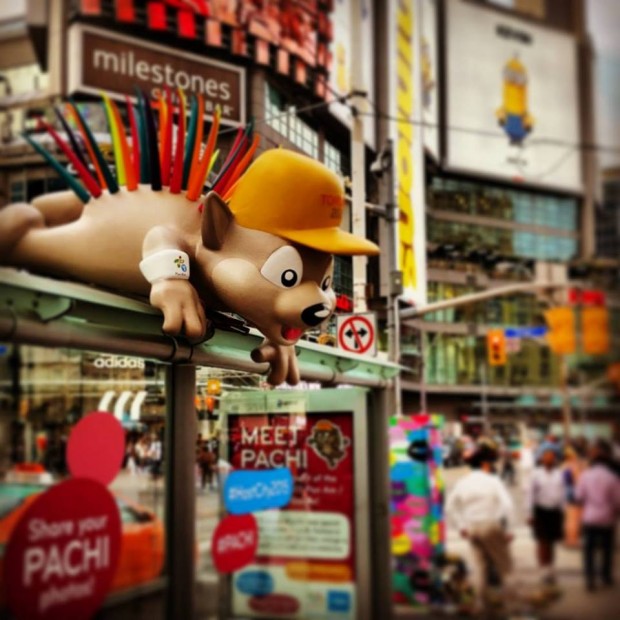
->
0, 346, 168, 615
264, 84, 318, 158
324, 141, 343, 175
427, 177, 580, 249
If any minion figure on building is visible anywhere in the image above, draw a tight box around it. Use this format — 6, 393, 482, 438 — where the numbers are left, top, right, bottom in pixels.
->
496, 55, 534, 145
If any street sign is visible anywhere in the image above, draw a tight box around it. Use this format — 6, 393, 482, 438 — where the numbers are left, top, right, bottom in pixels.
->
337, 313, 377, 356
504, 326, 548, 339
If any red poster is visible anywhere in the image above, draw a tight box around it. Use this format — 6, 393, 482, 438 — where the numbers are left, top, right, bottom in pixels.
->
228, 411, 356, 619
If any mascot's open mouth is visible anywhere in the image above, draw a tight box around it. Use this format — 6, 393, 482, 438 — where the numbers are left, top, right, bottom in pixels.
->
282, 326, 304, 341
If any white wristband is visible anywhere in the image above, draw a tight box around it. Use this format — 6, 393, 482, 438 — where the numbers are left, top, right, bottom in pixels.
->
140, 249, 190, 284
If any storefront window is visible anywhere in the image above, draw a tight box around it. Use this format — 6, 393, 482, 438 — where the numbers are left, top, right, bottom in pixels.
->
427, 177, 579, 262
0, 346, 167, 615
423, 334, 560, 387
10, 176, 67, 203
0, 63, 50, 138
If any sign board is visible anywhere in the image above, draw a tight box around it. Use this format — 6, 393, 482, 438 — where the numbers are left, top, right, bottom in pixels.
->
504, 326, 548, 338
446, 0, 581, 191
227, 410, 356, 619
67, 24, 245, 126
5, 479, 121, 620
568, 288, 606, 306
337, 312, 377, 356
389, 0, 428, 307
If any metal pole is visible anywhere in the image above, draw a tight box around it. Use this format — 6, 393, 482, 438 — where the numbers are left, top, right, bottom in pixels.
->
400, 281, 563, 319
382, 139, 403, 417
368, 388, 394, 620
165, 363, 197, 620
350, 0, 368, 313
481, 362, 491, 435
419, 334, 427, 413
560, 354, 572, 439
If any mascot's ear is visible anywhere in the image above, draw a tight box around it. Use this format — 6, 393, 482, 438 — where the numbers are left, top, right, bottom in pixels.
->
202, 192, 235, 251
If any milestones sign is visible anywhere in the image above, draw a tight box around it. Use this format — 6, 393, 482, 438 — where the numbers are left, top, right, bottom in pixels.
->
67, 24, 245, 126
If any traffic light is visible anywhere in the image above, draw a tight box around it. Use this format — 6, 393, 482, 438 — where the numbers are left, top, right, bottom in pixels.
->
206, 378, 222, 396
582, 307, 609, 355
544, 307, 576, 355
487, 329, 507, 366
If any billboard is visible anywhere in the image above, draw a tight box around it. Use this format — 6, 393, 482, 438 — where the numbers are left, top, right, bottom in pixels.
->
207, 0, 324, 67
67, 24, 245, 125
389, 0, 428, 307
327, 0, 375, 147
82, 1, 329, 67
446, 0, 582, 191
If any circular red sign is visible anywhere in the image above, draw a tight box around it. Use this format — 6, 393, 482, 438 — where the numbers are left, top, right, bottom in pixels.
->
4, 478, 122, 620
67, 412, 125, 486
338, 316, 374, 354
211, 514, 258, 574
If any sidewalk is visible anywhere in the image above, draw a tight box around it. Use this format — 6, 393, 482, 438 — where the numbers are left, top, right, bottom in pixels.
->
396, 467, 620, 619
447, 525, 620, 619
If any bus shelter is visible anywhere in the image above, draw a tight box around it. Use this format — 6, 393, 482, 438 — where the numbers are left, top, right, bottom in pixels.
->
0, 267, 398, 620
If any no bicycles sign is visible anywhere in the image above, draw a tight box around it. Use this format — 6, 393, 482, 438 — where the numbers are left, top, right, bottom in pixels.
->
337, 313, 377, 357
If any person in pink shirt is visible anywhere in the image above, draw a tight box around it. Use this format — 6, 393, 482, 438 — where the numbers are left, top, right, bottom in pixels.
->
575, 439, 620, 591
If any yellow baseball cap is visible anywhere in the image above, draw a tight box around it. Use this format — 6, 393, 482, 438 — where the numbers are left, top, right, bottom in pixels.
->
227, 149, 379, 256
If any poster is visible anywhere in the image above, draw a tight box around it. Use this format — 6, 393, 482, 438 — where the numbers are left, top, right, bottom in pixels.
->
227, 411, 356, 619
446, 0, 582, 191
389, 414, 445, 607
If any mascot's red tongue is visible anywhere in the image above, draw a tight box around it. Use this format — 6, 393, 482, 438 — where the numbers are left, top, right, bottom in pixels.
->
282, 326, 303, 341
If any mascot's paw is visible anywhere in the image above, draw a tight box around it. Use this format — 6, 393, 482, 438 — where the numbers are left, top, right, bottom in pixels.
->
251, 341, 300, 386
150, 279, 209, 341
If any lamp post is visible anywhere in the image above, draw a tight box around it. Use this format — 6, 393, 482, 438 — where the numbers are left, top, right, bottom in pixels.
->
371, 139, 403, 415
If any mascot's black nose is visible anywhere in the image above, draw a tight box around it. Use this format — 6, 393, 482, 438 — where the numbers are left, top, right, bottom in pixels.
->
301, 303, 331, 327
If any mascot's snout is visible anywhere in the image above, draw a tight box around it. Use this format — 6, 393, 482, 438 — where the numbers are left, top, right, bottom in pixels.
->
301, 303, 331, 327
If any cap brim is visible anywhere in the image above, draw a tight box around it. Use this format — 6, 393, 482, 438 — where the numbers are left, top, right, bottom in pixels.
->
273, 226, 380, 256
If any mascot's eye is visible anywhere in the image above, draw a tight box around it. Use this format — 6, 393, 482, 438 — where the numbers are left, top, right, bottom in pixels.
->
321, 275, 332, 291
261, 246, 303, 289
282, 269, 298, 287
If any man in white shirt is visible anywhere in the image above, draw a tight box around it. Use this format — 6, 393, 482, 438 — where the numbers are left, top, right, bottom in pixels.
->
446, 443, 515, 611
526, 446, 565, 586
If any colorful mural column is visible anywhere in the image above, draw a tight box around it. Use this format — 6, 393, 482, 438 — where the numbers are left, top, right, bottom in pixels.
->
390, 413, 445, 607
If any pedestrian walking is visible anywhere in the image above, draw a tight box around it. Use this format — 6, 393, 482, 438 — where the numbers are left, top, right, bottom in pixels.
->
527, 446, 565, 587
562, 444, 587, 547
575, 439, 620, 591
198, 445, 216, 491
500, 445, 516, 486
446, 442, 515, 613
